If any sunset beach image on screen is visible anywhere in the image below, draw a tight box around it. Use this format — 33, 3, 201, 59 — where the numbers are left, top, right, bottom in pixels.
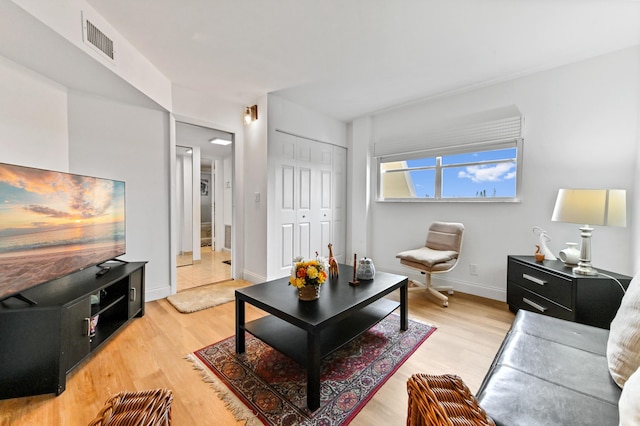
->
0, 163, 125, 300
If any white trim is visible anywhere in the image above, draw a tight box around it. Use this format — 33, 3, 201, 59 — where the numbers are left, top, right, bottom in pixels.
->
145, 285, 172, 302
242, 269, 267, 284
380, 266, 506, 302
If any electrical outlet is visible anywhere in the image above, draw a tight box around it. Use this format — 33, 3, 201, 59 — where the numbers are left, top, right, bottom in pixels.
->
469, 264, 479, 275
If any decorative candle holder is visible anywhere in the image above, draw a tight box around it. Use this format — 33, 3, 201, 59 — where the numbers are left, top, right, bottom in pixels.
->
349, 253, 360, 286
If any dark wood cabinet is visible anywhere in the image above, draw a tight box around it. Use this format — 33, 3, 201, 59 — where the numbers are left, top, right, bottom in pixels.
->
0, 261, 146, 399
507, 255, 630, 329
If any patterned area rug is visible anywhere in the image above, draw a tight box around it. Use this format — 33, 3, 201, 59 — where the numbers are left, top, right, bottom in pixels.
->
188, 314, 435, 425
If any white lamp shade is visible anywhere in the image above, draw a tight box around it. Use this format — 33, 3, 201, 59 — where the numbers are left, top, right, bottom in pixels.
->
551, 189, 626, 227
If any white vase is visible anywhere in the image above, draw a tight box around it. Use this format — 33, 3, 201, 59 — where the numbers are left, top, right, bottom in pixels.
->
559, 243, 580, 266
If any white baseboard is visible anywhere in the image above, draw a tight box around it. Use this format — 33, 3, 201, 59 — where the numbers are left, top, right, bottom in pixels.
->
378, 264, 506, 302
242, 269, 267, 284
145, 285, 171, 302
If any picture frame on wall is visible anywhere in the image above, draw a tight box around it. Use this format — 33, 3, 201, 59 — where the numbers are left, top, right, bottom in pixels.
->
201, 179, 209, 196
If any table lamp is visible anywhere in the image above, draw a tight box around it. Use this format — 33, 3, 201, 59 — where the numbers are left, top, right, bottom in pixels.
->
551, 189, 626, 275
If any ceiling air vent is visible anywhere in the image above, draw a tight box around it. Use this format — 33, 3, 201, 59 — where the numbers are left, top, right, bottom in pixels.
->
83, 16, 115, 61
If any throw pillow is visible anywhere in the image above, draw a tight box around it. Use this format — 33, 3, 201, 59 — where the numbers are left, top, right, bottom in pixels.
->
619, 366, 640, 425
607, 272, 640, 388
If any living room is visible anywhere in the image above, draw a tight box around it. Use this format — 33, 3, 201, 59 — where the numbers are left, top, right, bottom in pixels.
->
1, 1, 639, 424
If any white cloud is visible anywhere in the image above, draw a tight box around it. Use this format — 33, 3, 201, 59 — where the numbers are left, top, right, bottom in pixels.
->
457, 163, 516, 183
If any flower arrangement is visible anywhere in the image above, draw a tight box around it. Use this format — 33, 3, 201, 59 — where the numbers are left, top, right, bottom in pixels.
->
289, 254, 329, 289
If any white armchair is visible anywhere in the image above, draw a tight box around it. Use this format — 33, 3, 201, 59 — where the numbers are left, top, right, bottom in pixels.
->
396, 221, 464, 307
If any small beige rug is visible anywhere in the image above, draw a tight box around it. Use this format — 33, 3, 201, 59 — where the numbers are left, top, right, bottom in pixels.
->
167, 280, 250, 313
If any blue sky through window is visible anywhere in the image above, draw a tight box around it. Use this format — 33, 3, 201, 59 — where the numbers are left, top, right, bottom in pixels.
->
406, 148, 517, 198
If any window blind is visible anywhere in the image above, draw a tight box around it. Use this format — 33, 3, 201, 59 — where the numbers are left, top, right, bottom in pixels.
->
373, 115, 524, 158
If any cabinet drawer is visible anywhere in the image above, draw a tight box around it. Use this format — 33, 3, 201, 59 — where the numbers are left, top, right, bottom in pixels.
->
508, 261, 573, 309
507, 282, 574, 322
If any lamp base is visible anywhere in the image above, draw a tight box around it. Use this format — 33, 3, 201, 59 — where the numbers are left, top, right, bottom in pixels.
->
573, 265, 598, 276
574, 225, 598, 276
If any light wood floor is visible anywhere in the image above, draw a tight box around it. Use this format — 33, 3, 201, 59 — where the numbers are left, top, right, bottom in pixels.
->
0, 286, 515, 426
177, 248, 232, 291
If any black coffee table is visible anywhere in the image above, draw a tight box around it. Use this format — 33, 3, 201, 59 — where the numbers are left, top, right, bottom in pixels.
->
235, 263, 408, 410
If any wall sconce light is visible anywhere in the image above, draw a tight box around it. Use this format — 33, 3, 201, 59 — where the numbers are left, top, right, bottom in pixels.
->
244, 105, 258, 124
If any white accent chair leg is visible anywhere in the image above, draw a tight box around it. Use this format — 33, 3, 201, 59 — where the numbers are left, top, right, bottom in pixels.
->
408, 272, 449, 307
434, 285, 454, 296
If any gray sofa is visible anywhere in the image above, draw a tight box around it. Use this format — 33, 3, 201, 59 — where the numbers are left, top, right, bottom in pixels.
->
476, 310, 621, 425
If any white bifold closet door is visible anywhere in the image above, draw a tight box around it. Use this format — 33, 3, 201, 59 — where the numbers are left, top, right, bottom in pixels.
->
273, 132, 346, 276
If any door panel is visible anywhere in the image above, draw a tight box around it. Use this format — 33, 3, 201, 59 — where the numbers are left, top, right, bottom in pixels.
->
282, 166, 294, 210
320, 170, 332, 209
298, 222, 311, 259
298, 143, 312, 163
62, 298, 90, 374
320, 220, 332, 257
298, 168, 312, 212
281, 224, 294, 269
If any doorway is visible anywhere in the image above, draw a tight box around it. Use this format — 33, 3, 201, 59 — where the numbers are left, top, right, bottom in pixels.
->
174, 122, 233, 291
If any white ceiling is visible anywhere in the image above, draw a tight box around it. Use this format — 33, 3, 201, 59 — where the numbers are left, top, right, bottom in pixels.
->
176, 122, 232, 159
86, 1, 640, 122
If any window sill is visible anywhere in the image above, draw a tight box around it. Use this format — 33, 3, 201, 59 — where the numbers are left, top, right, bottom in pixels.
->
376, 198, 522, 203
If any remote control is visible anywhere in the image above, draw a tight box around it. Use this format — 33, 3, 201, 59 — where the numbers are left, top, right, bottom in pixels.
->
96, 266, 111, 277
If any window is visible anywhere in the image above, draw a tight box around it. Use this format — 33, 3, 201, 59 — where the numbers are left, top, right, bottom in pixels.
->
378, 139, 522, 201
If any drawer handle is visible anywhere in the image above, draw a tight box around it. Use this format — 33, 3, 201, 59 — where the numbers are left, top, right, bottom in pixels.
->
130, 287, 136, 302
523, 273, 547, 286
522, 297, 547, 313
84, 318, 91, 337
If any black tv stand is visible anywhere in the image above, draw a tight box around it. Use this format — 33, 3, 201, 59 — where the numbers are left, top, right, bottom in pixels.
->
0, 261, 146, 399
0, 293, 38, 307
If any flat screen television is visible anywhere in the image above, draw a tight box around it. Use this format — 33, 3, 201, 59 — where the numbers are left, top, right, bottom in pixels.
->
0, 162, 125, 302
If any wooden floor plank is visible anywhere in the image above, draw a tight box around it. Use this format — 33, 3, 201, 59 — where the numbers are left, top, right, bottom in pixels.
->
0, 286, 514, 426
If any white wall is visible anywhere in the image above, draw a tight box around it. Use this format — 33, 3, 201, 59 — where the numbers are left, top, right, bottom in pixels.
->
67, 90, 171, 301
13, 0, 172, 110
0, 56, 69, 170
0, 50, 173, 302
356, 46, 640, 300
267, 95, 348, 149
242, 95, 269, 282
347, 117, 373, 262
2, 3, 248, 297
